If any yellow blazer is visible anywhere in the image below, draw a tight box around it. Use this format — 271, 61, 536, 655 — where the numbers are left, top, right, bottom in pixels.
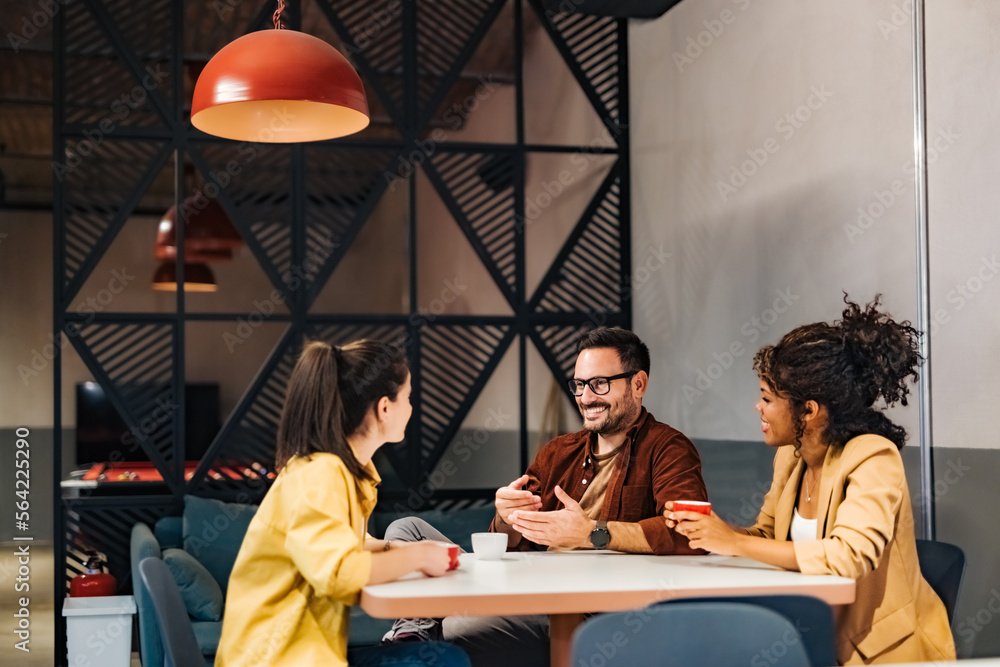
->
747, 434, 955, 665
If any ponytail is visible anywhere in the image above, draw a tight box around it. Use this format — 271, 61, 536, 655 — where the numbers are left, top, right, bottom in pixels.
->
275, 339, 408, 477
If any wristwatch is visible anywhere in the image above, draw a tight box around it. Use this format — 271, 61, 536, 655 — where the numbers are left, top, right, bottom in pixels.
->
590, 520, 610, 549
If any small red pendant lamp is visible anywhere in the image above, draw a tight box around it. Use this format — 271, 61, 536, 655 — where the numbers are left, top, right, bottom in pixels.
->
152, 262, 218, 292
155, 197, 242, 260
191, 0, 369, 143
152, 196, 241, 291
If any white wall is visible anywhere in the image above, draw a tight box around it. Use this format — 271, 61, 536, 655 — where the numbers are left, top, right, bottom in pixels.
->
629, 1, 1000, 658
630, 0, 922, 442
925, 0, 1000, 450
629, 0, 1000, 445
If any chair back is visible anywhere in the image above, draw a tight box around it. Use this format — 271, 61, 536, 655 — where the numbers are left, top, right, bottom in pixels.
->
572, 601, 811, 667
138, 557, 206, 667
657, 595, 835, 666
915, 539, 966, 624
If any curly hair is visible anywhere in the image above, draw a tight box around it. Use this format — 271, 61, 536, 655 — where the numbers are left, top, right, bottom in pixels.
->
752, 294, 922, 451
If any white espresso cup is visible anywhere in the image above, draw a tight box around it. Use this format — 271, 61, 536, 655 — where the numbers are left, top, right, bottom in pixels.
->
471, 532, 508, 560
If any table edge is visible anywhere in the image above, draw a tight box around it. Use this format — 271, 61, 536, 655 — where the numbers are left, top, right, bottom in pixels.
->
360, 582, 856, 619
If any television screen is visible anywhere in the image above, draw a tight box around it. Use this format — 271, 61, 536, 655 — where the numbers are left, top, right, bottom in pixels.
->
75, 382, 221, 466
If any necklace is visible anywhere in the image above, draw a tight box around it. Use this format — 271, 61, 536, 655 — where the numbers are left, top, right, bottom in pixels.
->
803, 470, 815, 502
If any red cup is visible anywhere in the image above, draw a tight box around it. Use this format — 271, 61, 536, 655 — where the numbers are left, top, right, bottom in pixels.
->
447, 545, 460, 571
672, 500, 712, 515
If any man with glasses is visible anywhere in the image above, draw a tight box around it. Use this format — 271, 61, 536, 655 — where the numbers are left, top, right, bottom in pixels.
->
381, 328, 707, 663
491, 326, 707, 555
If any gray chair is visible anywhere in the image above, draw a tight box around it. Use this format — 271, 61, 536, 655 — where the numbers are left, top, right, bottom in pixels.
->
138, 557, 210, 667
571, 600, 812, 666
657, 595, 835, 666
915, 539, 966, 624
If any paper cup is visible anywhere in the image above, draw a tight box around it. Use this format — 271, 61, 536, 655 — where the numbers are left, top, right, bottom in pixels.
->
672, 500, 712, 515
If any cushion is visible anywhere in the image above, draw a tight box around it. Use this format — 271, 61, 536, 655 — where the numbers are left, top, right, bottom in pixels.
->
155, 516, 184, 549
182, 495, 258, 593
162, 548, 225, 622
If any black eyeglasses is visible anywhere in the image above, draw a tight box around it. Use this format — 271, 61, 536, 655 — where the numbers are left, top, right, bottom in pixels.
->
566, 370, 638, 396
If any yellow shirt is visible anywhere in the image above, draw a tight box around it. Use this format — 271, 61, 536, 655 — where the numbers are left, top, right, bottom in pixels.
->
216, 453, 379, 667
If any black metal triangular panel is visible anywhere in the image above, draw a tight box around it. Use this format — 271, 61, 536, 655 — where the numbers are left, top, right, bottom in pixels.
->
531, 164, 624, 313
303, 148, 402, 305
531, 2, 623, 134
187, 326, 296, 496
188, 322, 408, 495
533, 322, 593, 377
99, 0, 176, 113
414, 0, 506, 128
418, 324, 515, 473
424, 151, 518, 304
190, 142, 293, 293
318, 0, 408, 127
63, 0, 175, 128
60, 140, 172, 301
70, 322, 180, 483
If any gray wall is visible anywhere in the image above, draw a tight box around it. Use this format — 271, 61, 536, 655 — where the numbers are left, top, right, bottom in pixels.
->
629, 0, 1000, 658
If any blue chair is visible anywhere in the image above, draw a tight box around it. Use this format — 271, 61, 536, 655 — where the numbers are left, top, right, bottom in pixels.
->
571, 601, 811, 667
657, 595, 835, 666
139, 557, 211, 667
915, 539, 966, 624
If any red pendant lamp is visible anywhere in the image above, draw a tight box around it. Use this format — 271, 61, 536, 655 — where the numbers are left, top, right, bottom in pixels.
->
191, 0, 369, 143
152, 194, 240, 291
152, 262, 218, 292
155, 196, 242, 259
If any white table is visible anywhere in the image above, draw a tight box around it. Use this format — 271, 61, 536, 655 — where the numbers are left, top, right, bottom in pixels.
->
361, 551, 856, 667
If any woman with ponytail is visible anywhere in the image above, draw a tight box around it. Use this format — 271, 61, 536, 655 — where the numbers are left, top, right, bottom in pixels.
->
217, 340, 469, 667
666, 296, 955, 665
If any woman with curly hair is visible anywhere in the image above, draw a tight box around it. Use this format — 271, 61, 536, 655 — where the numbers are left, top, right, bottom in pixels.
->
667, 296, 956, 665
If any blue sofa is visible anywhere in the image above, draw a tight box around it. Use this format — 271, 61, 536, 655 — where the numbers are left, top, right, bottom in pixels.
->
130, 495, 495, 666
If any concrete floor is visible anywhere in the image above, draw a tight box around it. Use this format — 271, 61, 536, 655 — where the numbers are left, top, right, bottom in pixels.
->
0, 543, 141, 666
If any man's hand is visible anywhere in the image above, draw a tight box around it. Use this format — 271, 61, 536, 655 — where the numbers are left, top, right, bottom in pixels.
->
495, 474, 543, 525
509, 485, 595, 549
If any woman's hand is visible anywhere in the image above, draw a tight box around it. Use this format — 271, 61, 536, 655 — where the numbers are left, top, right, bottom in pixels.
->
665, 503, 741, 556
413, 541, 454, 577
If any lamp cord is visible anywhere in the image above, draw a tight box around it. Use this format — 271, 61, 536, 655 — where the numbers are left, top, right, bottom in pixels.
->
272, 0, 286, 29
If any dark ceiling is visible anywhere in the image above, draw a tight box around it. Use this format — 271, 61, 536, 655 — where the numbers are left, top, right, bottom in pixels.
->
0, 0, 535, 210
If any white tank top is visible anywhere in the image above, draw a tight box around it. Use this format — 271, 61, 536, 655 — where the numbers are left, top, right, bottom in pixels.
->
790, 508, 818, 542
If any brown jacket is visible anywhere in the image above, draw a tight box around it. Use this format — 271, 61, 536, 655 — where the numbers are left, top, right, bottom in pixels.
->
748, 435, 956, 665
491, 408, 707, 555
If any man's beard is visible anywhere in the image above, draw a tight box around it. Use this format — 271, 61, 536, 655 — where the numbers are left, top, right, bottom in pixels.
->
578, 390, 638, 436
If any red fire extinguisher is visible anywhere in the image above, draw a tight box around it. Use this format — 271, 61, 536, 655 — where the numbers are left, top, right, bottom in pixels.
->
70, 550, 117, 597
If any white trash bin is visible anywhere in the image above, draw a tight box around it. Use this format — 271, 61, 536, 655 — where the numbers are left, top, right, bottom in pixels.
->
63, 595, 136, 667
